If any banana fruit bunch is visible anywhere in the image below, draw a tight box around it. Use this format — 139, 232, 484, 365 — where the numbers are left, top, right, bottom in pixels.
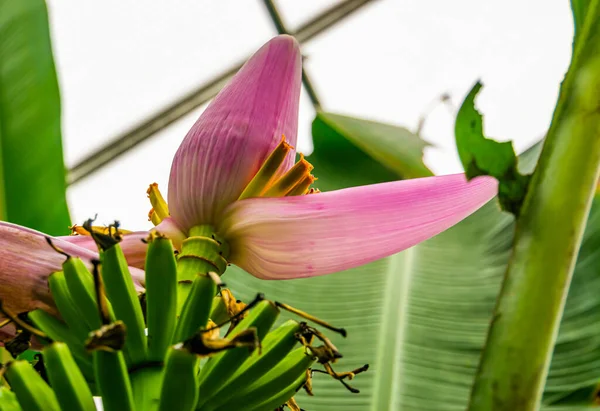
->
0, 226, 367, 411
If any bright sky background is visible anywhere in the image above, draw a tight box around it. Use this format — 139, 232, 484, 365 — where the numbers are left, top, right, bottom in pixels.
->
46, 0, 573, 231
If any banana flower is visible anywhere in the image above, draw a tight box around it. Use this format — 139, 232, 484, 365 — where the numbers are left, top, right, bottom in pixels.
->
0, 35, 496, 325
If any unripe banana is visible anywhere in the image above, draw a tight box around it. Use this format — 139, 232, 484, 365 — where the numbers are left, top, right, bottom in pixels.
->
158, 347, 200, 411
173, 274, 216, 343
88, 322, 135, 411
27, 309, 94, 381
93, 350, 135, 411
48, 271, 90, 342
210, 347, 314, 411
0, 384, 22, 411
100, 245, 147, 365
43, 342, 95, 411
199, 320, 302, 411
145, 235, 178, 361
195, 300, 280, 409
5, 360, 60, 411
246, 374, 306, 411
62, 257, 114, 331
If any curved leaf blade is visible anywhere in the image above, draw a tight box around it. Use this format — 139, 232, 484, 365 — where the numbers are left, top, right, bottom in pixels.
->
0, 0, 70, 235
455, 82, 530, 215
312, 112, 433, 180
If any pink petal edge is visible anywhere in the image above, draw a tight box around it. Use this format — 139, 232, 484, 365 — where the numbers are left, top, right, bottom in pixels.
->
154, 217, 186, 250
0, 222, 95, 316
219, 174, 498, 279
0, 222, 146, 318
168, 35, 302, 231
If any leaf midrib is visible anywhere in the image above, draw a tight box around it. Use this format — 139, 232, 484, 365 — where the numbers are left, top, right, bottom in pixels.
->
370, 247, 416, 410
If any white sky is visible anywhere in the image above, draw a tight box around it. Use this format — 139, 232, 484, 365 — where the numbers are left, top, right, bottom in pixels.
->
46, 0, 573, 231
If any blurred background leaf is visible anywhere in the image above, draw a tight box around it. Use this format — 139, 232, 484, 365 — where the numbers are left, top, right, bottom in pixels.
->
312, 112, 433, 180
0, 0, 70, 235
225, 114, 600, 410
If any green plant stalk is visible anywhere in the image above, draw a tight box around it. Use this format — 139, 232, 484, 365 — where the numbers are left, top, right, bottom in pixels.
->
176, 225, 228, 315
468, 3, 600, 410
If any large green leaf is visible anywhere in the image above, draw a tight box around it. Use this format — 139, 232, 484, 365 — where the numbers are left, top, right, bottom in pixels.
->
224, 122, 600, 410
313, 112, 433, 180
0, 0, 70, 235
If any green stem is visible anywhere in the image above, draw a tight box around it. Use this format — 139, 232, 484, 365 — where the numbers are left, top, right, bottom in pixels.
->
176, 225, 229, 315
468, 4, 600, 410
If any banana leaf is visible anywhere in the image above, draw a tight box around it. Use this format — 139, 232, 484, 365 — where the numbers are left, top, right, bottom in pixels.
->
225, 115, 600, 410
0, 0, 70, 235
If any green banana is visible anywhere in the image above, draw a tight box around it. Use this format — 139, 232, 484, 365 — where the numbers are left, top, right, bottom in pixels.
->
246, 373, 307, 411
100, 245, 147, 365
88, 321, 135, 411
43, 342, 95, 411
0, 385, 22, 411
195, 299, 280, 409
27, 309, 94, 380
62, 257, 113, 331
199, 319, 302, 411
210, 347, 314, 411
48, 271, 90, 341
93, 350, 135, 411
5, 360, 60, 411
158, 347, 200, 411
130, 366, 163, 411
173, 274, 216, 343
208, 295, 228, 325
145, 235, 178, 361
